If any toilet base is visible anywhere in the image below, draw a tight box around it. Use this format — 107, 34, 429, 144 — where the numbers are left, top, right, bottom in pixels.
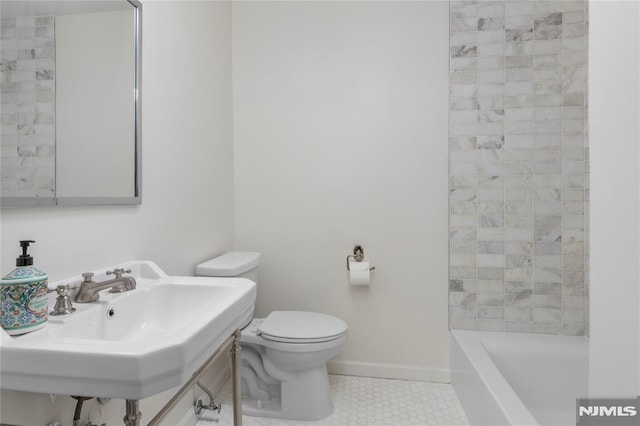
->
241, 365, 334, 421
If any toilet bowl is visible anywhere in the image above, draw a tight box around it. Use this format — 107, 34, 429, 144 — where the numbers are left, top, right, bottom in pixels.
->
196, 252, 347, 421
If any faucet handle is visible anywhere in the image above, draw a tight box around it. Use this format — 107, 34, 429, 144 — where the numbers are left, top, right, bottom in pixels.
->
49, 284, 77, 316
82, 272, 94, 282
107, 268, 132, 278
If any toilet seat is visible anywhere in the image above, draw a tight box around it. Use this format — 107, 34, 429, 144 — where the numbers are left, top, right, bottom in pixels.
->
257, 311, 347, 344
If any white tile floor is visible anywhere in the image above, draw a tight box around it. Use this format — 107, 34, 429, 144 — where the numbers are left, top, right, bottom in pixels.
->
195, 375, 470, 426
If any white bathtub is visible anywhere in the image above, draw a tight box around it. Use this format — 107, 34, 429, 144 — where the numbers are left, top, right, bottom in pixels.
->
450, 329, 588, 426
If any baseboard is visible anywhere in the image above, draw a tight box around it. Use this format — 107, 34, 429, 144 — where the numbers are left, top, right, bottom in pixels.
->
327, 360, 451, 383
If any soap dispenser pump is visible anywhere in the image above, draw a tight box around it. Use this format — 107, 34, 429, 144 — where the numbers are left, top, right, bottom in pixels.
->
1, 240, 49, 335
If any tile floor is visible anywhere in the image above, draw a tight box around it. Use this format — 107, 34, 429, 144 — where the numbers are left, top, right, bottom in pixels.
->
195, 375, 470, 426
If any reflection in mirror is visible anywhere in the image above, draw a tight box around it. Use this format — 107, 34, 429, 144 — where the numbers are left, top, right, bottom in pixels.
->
0, 0, 141, 208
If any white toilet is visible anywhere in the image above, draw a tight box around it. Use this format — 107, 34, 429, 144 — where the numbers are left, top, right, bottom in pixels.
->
196, 252, 348, 421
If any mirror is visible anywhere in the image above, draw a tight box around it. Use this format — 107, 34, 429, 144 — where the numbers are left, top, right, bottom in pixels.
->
0, 0, 141, 208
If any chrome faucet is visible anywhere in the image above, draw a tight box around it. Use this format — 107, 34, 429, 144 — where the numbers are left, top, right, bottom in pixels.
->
75, 268, 137, 303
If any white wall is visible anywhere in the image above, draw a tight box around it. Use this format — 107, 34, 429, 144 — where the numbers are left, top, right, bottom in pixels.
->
233, 1, 450, 381
0, 1, 234, 424
589, 0, 640, 395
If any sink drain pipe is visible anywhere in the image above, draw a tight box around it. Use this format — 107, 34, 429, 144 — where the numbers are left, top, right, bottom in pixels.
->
70, 396, 93, 426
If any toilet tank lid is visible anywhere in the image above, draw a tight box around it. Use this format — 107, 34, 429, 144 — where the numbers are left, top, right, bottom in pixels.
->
196, 251, 260, 277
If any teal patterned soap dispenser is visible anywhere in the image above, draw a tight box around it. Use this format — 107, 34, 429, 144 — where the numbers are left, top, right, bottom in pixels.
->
1, 240, 49, 335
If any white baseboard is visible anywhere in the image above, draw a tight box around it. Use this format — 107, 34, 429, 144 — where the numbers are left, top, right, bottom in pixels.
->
327, 360, 451, 383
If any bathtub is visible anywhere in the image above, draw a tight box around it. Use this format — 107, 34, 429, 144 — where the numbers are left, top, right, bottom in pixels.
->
450, 329, 588, 426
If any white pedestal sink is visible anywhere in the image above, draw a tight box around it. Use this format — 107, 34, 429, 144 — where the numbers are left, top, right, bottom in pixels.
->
0, 260, 256, 401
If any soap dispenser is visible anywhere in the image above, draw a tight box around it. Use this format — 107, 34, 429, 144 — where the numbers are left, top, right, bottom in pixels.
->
1, 240, 49, 335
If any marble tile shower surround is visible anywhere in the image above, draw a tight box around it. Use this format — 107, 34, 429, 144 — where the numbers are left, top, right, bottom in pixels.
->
0, 15, 56, 199
449, 0, 589, 335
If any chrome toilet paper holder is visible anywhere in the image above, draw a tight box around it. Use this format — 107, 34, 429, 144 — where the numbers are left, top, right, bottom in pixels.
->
346, 245, 375, 271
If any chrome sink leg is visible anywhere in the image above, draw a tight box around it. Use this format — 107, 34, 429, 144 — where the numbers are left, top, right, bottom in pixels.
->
232, 329, 243, 426
124, 399, 141, 426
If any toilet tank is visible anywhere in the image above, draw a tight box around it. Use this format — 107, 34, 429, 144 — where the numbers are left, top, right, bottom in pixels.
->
196, 252, 260, 284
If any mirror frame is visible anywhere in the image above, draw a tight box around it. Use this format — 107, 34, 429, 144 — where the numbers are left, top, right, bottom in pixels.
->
1, 0, 142, 209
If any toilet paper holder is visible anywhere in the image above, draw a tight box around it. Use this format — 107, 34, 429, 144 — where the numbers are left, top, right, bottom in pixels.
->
346, 245, 375, 271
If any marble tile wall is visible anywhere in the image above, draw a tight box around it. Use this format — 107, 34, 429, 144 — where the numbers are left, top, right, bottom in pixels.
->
449, 0, 588, 335
1, 16, 56, 199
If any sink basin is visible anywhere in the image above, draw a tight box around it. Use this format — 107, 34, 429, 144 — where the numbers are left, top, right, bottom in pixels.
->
0, 261, 256, 400
51, 282, 242, 342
